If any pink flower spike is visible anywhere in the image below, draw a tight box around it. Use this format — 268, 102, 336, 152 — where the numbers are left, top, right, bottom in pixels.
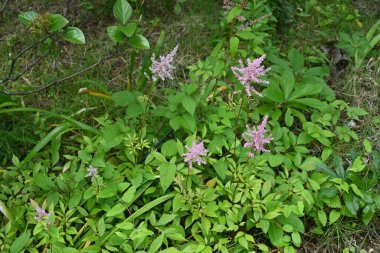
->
242, 115, 273, 156
86, 165, 98, 180
149, 44, 179, 81
231, 55, 270, 97
182, 141, 208, 169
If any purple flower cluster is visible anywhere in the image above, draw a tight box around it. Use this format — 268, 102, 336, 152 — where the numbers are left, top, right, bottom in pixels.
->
35, 206, 51, 229
231, 54, 270, 97
182, 141, 208, 169
86, 165, 98, 180
223, 0, 246, 21
242, 115, 273, 157
239, 13, 272, 30
149, 44, 179, 81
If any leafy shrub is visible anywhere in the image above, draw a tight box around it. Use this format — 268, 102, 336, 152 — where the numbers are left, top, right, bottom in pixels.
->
0, 0, 379, 252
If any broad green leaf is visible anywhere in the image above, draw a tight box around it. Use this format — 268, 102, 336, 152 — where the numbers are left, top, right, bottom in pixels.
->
34, 173, 56, 190
268, 223, 283, 247
19, 11, 38, 25
285, 108, 293, 127
227, 6, 241, 23
363, 139, 372, 153
329, 210, 341, 224
49, 14, 68, 32
281, 71, 295, 100
98, 217, 105, 237
97, 193, 175, 247
107, 26, 126, 42
121, 185, 136, 204
288, 48, 304, 74
156, 214, 177, 226
63, 27, 86, 44
148, 234, 164, 253
106, 203, 125, 217
181, 96, 196, 115
230, 37, 239, 55
112, 90, 135, 106
10, 232, 30, 253
179, 113, 196, 133
119, 22, 137, 37
291, 231, 301, 247
159, 163, 177, 192
128, 34, 150, 49
113, 0, 132, 25
348, 157, 366, 172
350, 184, 364, 199
289, 84, 322, 100
317, 210, 327, 226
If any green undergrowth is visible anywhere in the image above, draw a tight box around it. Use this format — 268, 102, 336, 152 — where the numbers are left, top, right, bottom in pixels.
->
0, 0, 379, 252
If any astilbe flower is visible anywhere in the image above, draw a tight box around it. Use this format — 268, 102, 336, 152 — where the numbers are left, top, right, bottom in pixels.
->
149, 44, 179, 81
35, 206, 51, 229
242, 115, 273, 157
182, 141, 208, 169
86, 165, 98, 180
231, 54, 270, 97
239, 13, 272, 30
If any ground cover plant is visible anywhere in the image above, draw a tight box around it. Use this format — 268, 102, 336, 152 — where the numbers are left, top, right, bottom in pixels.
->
0, 0, 379, 252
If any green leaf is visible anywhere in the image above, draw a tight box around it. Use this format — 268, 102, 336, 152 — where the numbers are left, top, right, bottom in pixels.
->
318, 210, 327, 226
348, 157, 366, 172
107, 26, 126, 42
329, 210, 341, 224
159, 163, 177, 192
285, 108, 294, 127
69, 189, 83, 209
350, 184, 364, 199
106, 203, 126, 217
363, 139, 372, 153
148, 234, 164, 253
121, 185, 136, 204
34, 173, 56, 190
112, 90, 135, 106
180, 113, 196, 133
227, 6, 242, 23
97, 193, 175, 247
98, 217, 105, 237
49, 14, 69, 32
156, 214, 177, 226
230, 37, 239, 55
113, 0, 132, 25
63, 27, 86, 44
18, 11, 38, 25
181, 96, 196, 115
10, 232, 30, 253
119, 22, 137, 37
288, 48, 304, 74
268, 223, 283, 247
128, 34, 150, 49
291, 231, 302, 247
